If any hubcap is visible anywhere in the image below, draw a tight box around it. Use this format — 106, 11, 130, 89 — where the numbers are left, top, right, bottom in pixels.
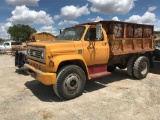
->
141, 62, 148, 75
63, 74, 80, 94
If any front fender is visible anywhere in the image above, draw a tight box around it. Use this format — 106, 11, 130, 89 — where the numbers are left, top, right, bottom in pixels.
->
51, 54, 90, 79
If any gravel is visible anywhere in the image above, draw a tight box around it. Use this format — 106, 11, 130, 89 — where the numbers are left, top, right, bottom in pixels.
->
0, 54, 160, 120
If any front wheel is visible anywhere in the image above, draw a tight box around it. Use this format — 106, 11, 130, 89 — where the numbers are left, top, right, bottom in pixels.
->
53, 65, 86, 100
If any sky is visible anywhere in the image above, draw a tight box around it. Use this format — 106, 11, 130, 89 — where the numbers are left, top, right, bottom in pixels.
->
0, 0, 160, 39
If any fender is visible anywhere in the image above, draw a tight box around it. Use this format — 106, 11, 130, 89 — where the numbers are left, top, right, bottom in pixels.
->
50, 54, 91, 79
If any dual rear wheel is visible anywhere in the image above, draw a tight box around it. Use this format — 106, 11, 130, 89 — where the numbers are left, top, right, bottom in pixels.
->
127, 56, 149, 79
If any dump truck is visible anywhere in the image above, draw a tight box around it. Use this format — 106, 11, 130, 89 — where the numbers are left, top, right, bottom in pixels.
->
15, 32, 56, 68
24, 21, 154, 100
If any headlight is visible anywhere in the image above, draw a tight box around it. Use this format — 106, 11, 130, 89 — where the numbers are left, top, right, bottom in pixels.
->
41, 52, 44, 59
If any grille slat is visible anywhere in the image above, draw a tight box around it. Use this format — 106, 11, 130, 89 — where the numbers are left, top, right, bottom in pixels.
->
30, 50, 42, 58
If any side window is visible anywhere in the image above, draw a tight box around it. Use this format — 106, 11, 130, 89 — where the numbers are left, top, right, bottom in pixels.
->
4, 43, 10, 46
84, 27, 104, 41
84, 28, 96, 40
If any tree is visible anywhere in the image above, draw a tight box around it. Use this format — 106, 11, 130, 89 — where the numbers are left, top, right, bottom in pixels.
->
0, 38, 4, 44
7, 24, 37, 41
154, 31, 160, 34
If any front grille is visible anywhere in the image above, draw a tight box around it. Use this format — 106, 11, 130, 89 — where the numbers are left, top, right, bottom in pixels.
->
28, 46, 46, 63
30, 49, 42, 58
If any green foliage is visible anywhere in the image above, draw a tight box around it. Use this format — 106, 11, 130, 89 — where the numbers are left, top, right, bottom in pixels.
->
154, 31, 160, 34
0, 38, 4, 43
7, 24, 37, 41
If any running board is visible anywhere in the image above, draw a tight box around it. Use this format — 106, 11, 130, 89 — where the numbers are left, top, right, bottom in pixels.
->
88, 64, 111, 79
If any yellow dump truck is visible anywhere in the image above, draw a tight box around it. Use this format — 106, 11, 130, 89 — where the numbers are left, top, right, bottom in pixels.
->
24, 21, 154, 99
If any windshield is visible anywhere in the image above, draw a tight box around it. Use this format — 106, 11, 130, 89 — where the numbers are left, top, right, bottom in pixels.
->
57, 26, 85, 41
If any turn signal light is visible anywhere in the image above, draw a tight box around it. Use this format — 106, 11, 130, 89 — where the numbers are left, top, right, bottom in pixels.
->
49, 61, 54, 66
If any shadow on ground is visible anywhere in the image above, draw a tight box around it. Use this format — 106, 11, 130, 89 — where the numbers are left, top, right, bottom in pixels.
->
25, 69, 133, 102
15, 68, 29, 76
24, 61, 160, 102
84, 69, 134, 92
149, 61, 160, 74
25, 80, 62, 102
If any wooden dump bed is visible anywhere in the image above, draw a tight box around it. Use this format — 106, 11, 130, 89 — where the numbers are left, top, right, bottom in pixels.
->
101, 21, 154, 55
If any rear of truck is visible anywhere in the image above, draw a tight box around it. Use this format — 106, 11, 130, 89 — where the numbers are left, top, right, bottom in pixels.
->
102, 21, 154, 79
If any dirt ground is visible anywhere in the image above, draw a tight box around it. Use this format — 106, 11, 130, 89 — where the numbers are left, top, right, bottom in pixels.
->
0, 54, 160, 120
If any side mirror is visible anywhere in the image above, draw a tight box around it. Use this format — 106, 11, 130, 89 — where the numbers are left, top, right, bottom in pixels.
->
96, 24, 102, 40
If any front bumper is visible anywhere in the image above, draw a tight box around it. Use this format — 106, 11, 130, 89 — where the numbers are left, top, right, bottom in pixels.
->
24, 64, 56, 85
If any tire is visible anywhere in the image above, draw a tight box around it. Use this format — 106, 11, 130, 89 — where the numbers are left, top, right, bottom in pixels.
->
133, 56, 149, 79
117, 64, 127, 69
53, 65, 86, 100
15, 51, 18, 66
127, 55, 139, 77
18, 52, 22, 68
107, 65, 116, 72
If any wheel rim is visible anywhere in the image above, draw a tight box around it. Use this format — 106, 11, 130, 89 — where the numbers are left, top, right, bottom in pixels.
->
63, 73, 80, 94
141, 62, 148, 75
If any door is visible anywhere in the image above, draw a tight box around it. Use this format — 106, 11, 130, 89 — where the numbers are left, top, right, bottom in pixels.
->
82, 26, 109, 66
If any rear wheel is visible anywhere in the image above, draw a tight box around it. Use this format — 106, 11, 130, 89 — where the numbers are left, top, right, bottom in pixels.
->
127, 55, 139, 77
133, 56, 149, 79
53, 65, 86, 100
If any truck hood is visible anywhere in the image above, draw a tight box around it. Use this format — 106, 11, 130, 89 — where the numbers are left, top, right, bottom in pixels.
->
28, 40, 76, 53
